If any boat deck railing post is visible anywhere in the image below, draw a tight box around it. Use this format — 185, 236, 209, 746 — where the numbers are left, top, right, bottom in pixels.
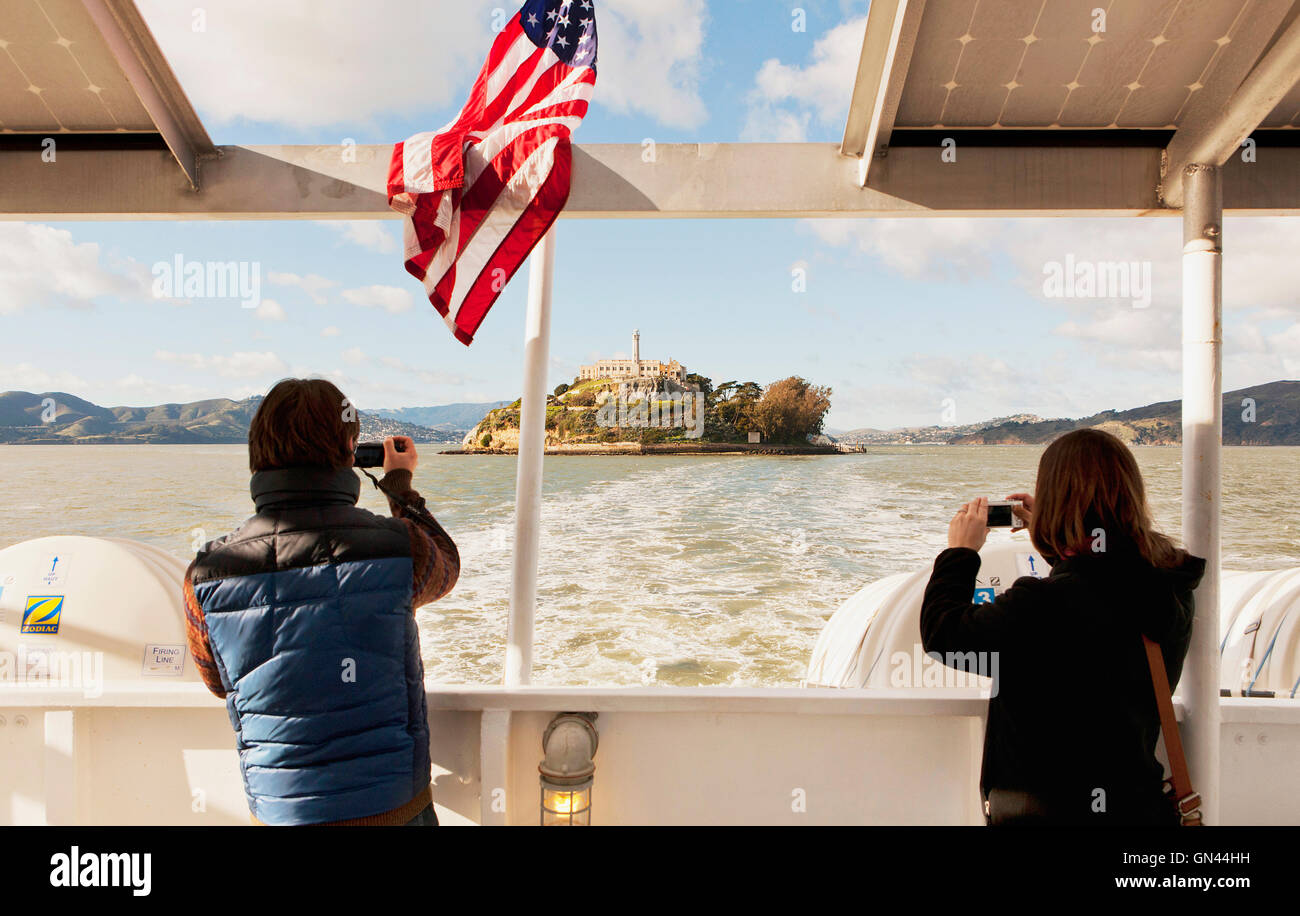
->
1181, 163, 1223, 824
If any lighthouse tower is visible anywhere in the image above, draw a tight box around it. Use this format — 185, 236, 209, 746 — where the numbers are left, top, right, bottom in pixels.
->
633, 329, 641, 378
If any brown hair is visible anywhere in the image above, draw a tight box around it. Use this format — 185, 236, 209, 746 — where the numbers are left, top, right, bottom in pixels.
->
1030, 428, 1183, 568
248, 378, 360, 471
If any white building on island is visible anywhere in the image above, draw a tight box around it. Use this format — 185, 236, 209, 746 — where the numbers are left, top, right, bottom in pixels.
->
578, 330, 687, 383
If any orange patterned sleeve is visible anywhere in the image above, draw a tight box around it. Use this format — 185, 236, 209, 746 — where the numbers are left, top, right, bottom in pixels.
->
183, 561, 227, 698
378, 469, 461, 608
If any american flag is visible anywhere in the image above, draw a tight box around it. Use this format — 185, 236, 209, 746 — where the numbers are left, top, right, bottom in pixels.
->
387, 0, 598, 346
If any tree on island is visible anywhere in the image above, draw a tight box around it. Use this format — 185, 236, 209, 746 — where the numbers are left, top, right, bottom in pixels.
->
710, 381, 763, 433
684, 373, 713, 398
749, 376, 833, 443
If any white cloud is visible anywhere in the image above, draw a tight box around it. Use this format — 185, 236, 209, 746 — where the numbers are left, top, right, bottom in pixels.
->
342, 285, 414, 314
380, 356, 469, 386
0, 223, 150, 314
138, 0, 708, 131
154, 350, 286, 378
741, 17, 865, 141
870, 349, 1134, 428
110, 374, 226, 405
268, 271, 335, 304
341, 347, 368, 366
288, 367, 351, 388
1268, 323, 1300, 354
321, 326, 341, 337
807, 216, 1300, 424
808, 216, 1300, 383
743, 107, 811, 142
255, 298, 286, 321
806, 218, 995, 279
809, 217, 1300, 316
0, 362, 90, 394
596, 0, 709, 129
137, 0, 499, 128
1056, 308, 1173, 350
316, 221, 400, 255
1217, 323, 1300, 387
899, 354, 1053, 403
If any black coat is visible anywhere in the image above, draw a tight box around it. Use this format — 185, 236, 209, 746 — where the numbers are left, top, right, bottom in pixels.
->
920, 543, 1206, 825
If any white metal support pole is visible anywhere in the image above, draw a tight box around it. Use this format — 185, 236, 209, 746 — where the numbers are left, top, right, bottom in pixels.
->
505, 228, 557, 688
1180, 164, 1222, 824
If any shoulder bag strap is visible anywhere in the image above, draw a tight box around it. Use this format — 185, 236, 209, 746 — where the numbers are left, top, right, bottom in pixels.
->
1142, 634, 1203, 825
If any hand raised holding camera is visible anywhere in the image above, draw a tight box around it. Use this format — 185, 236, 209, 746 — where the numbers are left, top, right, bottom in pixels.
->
948, 497, 990, 551
383, 436, 418, 475
1006, 491, 1034, 528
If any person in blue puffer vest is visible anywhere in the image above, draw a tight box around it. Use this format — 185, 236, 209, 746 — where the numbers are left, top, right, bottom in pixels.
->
183, 378, 460, 826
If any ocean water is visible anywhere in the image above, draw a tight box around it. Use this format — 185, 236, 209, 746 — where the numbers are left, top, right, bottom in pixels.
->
2, 444, 1297, 687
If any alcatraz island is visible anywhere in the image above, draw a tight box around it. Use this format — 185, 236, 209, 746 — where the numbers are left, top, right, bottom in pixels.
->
453, 330, 836, 455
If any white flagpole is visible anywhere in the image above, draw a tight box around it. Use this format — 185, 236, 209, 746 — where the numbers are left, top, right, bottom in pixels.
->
505, 227, 556, 687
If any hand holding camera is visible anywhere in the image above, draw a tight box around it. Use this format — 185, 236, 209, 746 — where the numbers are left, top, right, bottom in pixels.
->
948, 497, 991, 551
354, 436, 418, 475
1005, 492, 1034, 529
383, 436, 418, 474
948, 493, 1032, 551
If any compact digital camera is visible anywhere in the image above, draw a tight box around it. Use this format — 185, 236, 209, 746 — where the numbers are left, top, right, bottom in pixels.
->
354, 439, 405, 469
986, 499, 1026, 529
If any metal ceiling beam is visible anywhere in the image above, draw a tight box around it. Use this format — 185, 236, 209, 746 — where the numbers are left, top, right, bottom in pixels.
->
1163, 7, 1300, 207
839, 0, 925, 188
2, 141, 1299, 220
81, 0, 216, 189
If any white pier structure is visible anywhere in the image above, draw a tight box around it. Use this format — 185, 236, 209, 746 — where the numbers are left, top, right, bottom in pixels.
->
2, 0, 1300, 825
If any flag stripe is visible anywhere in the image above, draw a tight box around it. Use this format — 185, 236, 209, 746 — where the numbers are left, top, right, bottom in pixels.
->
448, 129, 569, 317
432, 97, 586, 308
449, 139, 572, 342
506, 57, 595, 125
458, 114, 583, 245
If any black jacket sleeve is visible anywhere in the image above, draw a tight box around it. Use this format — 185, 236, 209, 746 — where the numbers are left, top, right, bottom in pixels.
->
920, 547, 1051, 659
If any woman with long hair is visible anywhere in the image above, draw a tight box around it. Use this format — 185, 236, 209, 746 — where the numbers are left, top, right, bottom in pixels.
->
920, 428, 1206, 825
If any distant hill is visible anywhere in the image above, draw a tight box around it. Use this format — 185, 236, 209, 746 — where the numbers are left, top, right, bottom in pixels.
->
369, 402, 511, 435
838, 381, 1300, 446
0, 391, 457, 445
839, 414, 1044, 446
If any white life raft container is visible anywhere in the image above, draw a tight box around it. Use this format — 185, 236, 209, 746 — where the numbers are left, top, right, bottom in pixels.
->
0, 535, 200, 690
807, 533, 1300, 697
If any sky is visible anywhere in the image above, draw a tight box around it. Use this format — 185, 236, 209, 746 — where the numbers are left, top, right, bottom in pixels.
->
2, 0, 1298, 430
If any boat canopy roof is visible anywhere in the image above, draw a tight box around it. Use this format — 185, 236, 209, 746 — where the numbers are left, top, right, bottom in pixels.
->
1, 0, 214, 187
1, 0, 1298, 218
844, 0, 1300, 192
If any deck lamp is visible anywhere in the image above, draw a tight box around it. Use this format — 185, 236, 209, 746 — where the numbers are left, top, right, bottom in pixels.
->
539, 712, 599, 826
